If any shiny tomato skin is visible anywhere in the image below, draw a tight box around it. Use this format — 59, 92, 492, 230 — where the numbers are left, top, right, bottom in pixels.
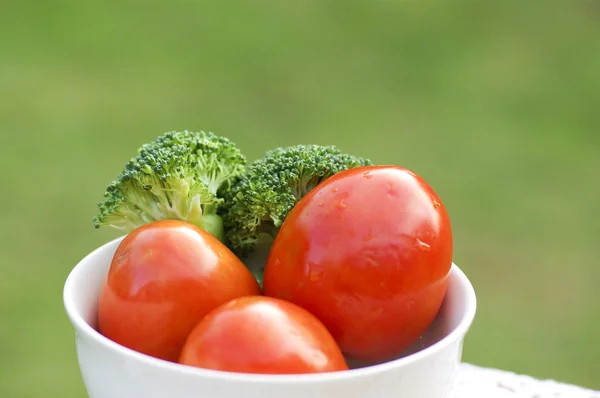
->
97, 220, 261, 362
178, 296, 349, 374
263, 165, 452, 363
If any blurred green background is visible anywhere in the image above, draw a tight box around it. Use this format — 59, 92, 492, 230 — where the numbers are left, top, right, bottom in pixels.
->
2, 0, 599, 396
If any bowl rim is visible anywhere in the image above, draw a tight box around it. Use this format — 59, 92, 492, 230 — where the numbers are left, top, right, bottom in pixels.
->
64, 236, 477, 384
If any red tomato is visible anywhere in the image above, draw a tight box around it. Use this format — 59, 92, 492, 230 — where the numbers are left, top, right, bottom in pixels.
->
263, 165, 452, 363
178, 296, 349, 374
97, 220, 261, 362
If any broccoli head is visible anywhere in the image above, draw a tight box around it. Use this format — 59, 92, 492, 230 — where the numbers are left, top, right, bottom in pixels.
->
93, 130, 246, 242
221, 144, 371, 255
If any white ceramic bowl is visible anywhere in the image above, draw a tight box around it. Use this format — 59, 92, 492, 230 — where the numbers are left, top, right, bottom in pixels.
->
64, 236, 476, 398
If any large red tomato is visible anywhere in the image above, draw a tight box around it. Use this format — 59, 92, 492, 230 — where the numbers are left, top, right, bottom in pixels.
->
179, 296, 349, 374
97, 220, 261, 362
263, 165, 452, 363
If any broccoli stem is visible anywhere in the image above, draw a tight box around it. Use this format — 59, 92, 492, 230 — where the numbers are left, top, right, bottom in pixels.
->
257, 222, 279, 239
184, 201, 225, 243
200, 205, 225, 243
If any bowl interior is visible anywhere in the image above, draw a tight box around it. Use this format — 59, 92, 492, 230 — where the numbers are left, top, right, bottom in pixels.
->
64, 236, 475, 372
65, 237, 122, 331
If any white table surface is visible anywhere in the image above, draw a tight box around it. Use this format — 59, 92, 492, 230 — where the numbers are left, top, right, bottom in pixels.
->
455, 363, 599, 397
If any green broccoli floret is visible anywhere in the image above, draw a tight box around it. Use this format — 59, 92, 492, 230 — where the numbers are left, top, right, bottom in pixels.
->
221, 144, 371, 255
93, 130, 246, 242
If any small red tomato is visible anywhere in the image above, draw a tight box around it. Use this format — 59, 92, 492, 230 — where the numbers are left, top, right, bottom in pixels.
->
97, 220, 261, 362
263, 165, 452, 363
178, 296, 349, 374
